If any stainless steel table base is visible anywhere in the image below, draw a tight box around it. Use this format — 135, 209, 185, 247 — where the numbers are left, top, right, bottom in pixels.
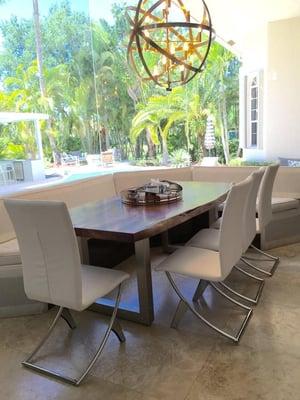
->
90, 238, 154, 326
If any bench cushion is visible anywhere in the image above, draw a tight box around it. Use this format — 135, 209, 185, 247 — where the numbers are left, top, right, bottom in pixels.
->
0, 263, 47, 318
271, 198, 300, 214
0, 239, 21, 266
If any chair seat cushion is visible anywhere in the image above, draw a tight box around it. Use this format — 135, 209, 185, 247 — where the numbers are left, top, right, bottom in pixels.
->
156, 246, 222, 281
271, 197, 300, 213
0, 239, 21, 266
81, 264, 129, 310
186, 229, 220, 251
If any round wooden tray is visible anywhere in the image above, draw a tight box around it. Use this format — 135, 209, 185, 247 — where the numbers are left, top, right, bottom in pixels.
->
121, 180, 183, 206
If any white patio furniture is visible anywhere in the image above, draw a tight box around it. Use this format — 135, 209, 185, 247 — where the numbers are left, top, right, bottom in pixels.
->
61, 152, 79, 166
4, 199, 129, 386
0, 164, 17, 184
0, 166, 7, 185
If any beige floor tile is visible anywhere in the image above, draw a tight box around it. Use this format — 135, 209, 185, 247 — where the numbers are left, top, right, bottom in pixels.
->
0, 243, 299, 400
0, 347, 159, 400
185, 343, 300, 400
241, 302, 300, 355
260, 269, 300, 308
90, 322, 216, 400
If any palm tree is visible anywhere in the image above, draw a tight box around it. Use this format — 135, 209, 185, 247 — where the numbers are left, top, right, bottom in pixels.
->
1, 60, 72, 159
32, 0, 60, 163
204, 43, 238, 164
130, 85, 209, 164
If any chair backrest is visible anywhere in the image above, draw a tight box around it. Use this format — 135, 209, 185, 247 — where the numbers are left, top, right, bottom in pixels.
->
242, 168, 265, 252
4, 199, 83, 310
257, 164, 280, 228
219, 176, 253, 279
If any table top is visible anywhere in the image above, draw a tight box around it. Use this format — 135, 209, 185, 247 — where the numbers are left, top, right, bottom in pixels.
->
71, 181, 231, 243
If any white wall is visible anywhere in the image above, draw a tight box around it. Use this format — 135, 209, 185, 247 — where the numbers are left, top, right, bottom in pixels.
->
264, 16, 300, 160
241, 16, 300, 162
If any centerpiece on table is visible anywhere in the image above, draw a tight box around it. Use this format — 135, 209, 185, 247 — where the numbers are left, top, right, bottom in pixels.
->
121, 179, 182, 206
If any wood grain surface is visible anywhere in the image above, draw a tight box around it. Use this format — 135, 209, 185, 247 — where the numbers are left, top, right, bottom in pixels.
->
71, 181, 231, 242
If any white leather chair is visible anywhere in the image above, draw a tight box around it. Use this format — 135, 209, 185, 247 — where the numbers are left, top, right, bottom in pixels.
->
187, 169, 265, 305
156, 176, 254, 343
249, 163, 280, 275
211, 164, 280, 277
4, 199, 129, 386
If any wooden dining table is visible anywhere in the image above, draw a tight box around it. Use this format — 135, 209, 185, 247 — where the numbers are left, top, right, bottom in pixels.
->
70, 181, 231, 326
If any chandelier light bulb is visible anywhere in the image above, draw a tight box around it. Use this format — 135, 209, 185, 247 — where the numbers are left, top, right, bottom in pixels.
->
127, 0, 214, 91
183, 42, 189, 51
153, 65, 159, 76
170, 43, 176, 55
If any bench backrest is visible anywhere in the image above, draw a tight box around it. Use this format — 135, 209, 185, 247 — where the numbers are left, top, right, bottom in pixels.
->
1, 165, 300, 243
0, 174, 116, 243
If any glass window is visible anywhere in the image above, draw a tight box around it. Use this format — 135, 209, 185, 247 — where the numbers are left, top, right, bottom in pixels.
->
251, 87, 258, 98
246, 73, 260, 148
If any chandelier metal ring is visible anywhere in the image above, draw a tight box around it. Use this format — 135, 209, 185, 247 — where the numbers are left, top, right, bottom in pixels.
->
127, 0, 214, 90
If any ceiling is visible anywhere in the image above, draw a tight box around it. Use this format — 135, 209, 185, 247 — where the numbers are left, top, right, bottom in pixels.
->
187, 0, 300, 62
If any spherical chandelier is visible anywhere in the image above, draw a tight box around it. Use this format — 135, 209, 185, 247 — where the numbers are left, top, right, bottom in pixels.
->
127, 0, 214, 91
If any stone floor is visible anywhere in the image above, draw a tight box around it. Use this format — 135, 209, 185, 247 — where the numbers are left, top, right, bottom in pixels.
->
0, 243, 299, 400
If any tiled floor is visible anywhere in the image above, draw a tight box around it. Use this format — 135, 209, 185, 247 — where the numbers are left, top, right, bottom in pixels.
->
0, 243, 299, 400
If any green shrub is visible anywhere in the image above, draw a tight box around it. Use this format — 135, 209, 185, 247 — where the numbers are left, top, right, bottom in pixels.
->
0, 142, 26, 160
229, 158, 273, 167
170, 149, 191, 167
130, 158, 161, 167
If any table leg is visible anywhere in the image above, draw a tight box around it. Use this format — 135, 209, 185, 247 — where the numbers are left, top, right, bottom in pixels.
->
89, 238, 154, 326
134, 238, 154, 325
161, 231, 179, 254
77, 237, 90, 264
161, 231, 171, 253
208, 207, 218, 226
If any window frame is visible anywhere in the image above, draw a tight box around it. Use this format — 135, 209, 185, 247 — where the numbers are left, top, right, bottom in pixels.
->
245, 71, 263, 149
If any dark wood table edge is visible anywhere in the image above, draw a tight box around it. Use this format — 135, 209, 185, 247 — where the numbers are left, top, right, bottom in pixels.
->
74, 192, 228, 243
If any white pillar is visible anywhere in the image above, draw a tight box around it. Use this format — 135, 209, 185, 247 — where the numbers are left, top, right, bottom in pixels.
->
34, 119, 44, 161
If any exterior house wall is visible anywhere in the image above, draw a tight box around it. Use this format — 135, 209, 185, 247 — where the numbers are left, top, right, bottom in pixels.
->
241, 16, 300, 162
264, 16, 300, 160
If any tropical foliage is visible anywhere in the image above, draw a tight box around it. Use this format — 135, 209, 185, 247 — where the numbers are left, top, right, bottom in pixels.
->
0, 0, 240, 165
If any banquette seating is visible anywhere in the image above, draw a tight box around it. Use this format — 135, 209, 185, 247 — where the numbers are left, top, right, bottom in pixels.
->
0, 165, 300, 317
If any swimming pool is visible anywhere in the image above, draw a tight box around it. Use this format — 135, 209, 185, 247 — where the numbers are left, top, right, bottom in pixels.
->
62, 170, 113, 183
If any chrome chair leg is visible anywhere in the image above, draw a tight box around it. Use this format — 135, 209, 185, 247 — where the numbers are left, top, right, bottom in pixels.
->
209, 282, 252, 310
171, 299, 189, 328
241, 257, 272, 277
61, 308, 77, 330
234, 265, 264, 282
22, 284, 124, 386
192, 280, 209, 302
166, 272, 253, 344
241, 245, 280, 276
218, 278, 265, 306
215, 265, 266, 306
250, 244, 279, 260
112, 319, 126, 343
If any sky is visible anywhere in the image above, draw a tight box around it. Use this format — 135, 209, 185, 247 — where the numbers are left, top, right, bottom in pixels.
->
0, 0, 124, 50
0, 0, 119, 22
